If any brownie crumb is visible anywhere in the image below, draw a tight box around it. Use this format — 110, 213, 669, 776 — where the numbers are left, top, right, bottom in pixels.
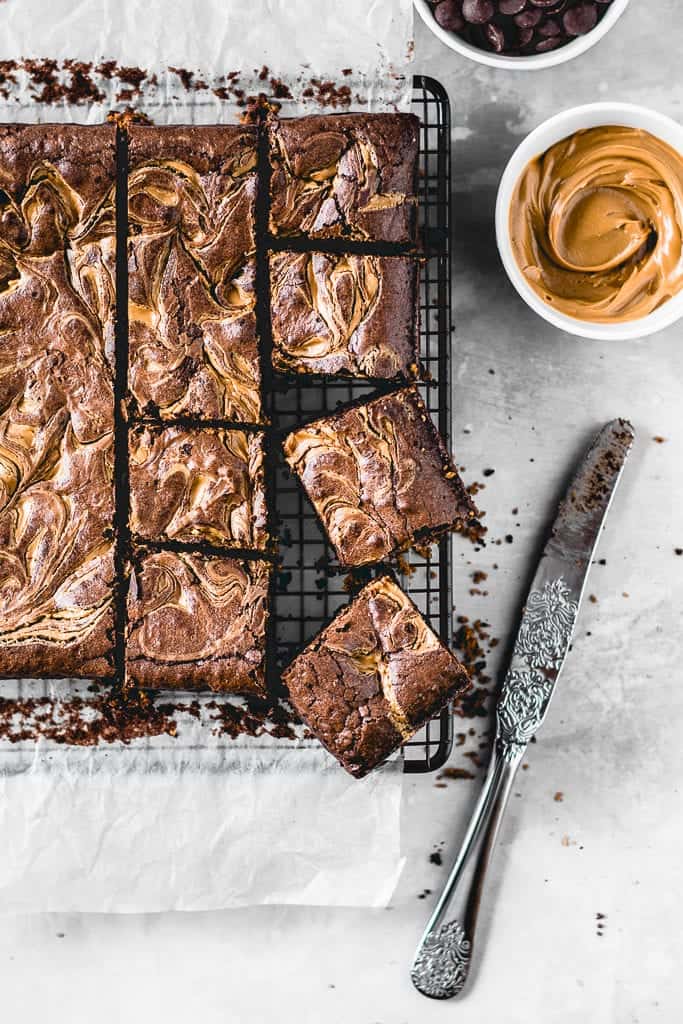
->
437, 766, 475, 781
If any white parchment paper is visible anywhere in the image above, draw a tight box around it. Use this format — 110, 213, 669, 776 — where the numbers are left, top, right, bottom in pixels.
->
0, 0, 416, 911
0, 0, 415, 120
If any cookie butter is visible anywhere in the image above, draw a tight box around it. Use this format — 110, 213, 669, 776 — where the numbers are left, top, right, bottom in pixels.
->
509, 126, 683, 323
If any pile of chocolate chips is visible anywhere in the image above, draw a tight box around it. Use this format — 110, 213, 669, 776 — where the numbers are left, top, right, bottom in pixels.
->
430, 0, 615, 56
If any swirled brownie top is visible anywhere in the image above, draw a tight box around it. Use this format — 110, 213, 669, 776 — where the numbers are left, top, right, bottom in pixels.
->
268, 113, 419, 243
126, 551, 271, 695
269, 251, 419, 380
129, 425, 268, 550
128, 125, 262, 423
0, 125, 116, 678
283, 386, 476, 567
283, 575, 470, 777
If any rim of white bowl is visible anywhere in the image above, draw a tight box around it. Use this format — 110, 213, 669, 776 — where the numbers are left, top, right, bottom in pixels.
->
495, 102, 683, 341
414, 0, 630, 71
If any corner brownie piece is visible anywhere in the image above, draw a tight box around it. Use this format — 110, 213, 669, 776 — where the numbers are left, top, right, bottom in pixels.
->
126, 551, 271, 695
0, 125, 116, 678
128, 125, 262, 423
283, 576, 469, 777
269, 251, 419, 380
129, 425, 268, 549
268, 113, 419, 243
283, 386, 476, 567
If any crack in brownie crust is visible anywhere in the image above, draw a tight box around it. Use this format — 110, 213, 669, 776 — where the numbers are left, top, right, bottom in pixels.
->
283, 576, 470, 777
269, 251, 419, 379
268, 113, 419, 243
126, 550, 271, 695
128, 125, 262, 423
0, 125, 116, 677
283, 386, 476, 567
129, 424, 268, 549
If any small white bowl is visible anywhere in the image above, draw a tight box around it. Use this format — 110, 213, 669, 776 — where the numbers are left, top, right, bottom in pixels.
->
414, 0, 630, 71
495, 102, 683, 341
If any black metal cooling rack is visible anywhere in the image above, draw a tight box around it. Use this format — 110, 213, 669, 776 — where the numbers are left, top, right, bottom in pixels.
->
271, 76, 454, 774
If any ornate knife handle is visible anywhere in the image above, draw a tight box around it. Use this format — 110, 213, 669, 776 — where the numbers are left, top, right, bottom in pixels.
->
410, 736, 525, 999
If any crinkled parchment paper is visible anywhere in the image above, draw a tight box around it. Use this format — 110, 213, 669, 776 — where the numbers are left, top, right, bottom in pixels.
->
0, 0, 415, 911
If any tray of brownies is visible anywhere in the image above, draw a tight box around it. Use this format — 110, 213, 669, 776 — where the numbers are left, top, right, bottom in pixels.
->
0, 76, 479, 777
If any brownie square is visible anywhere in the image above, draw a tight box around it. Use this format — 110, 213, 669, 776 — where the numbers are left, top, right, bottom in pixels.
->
283, 576, 470, 777
283, 386, 476, 567
268, 113, 419, 243
128, 125, 262, 423
129, 424, 268, 549
0, 125, 116, 678
126, 551, 271, 695
269, 251, 419, 380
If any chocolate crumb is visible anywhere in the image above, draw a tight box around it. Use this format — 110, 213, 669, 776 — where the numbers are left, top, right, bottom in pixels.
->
429, 851, 443, 866
438, 766, 475, 781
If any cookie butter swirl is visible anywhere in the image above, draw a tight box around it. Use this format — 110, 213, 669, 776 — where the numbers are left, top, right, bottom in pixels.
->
509, 126, 683, 323
126, 552, 270, 695
282, 576, 470, 777
0, 125, 116, 678
128, 126, 262, 423
283, 388, 475, 568
270, 251, 418, 379
268, 114, 419, 243
129, 426, 267, 548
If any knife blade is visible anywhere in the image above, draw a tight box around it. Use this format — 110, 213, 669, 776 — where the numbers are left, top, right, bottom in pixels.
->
497, 417, 635, 753
411, 418, 635, 1000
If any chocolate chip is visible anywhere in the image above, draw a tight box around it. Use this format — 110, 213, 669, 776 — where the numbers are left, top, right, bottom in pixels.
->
538, 17, 561, 35
535, 35, 563, 49
563, 1, 598, 34
462, 0, 495, 24
434, 0, 465, 31
515, 9, 543, 26
486, 22, 507, 50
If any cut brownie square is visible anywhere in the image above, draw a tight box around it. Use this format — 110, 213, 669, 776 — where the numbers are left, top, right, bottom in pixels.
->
126, 551, 271, 695
283, 386, 476, 567
129, 424, 268, 549
128, 125, 262, 423
283, 576, 470, 777
269, 251, 419, 380
0, 125, 116, 678
268, 113, 419, 243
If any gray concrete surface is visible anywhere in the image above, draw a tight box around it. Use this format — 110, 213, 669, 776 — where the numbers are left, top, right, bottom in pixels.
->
1, 5, 681, 1022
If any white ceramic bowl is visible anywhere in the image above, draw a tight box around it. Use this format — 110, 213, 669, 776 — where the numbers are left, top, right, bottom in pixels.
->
495, 102, 683, 341
414, 0, 630, 71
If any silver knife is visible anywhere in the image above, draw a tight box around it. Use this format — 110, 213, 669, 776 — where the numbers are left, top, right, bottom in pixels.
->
411, 418, 635, 1000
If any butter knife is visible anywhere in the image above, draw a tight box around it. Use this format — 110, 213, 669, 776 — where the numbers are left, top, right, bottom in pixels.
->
411, 418, 635, 1000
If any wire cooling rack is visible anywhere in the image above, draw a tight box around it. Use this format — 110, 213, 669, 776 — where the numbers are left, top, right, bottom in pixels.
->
271, 76, 454, 773
0, 78, 454, 775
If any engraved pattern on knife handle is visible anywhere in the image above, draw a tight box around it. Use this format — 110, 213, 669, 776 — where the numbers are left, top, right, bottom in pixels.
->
498, 576, 578, 749
410, 920, 471, 999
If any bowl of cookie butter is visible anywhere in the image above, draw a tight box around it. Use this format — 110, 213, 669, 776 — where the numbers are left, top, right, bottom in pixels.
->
496, 102, 683, 339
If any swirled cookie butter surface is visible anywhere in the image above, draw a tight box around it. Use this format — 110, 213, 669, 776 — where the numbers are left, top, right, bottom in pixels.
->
509, 126, 683, 323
